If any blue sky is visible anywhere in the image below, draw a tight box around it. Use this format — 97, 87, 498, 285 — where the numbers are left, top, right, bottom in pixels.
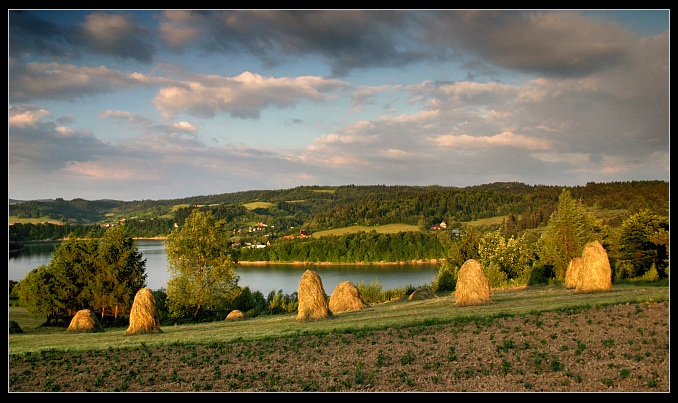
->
8, 10, 669, 201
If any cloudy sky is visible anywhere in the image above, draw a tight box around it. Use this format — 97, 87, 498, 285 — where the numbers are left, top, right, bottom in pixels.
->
8, 10, 669, 201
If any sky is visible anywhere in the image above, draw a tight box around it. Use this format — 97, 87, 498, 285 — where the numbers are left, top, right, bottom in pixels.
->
8, 9, 670, 202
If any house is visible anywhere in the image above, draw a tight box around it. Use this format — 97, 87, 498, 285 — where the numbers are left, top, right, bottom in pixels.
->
430, 221, 448, 231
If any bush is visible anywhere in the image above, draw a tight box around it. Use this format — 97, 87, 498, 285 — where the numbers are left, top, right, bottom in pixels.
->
528, 262, 554, 285
356, 280, 384, 303
356, 280, 414, 303
485, 262, 508, 289
267, 290, 298, 314
640, 264, 660, 282
432, 266, 455, 292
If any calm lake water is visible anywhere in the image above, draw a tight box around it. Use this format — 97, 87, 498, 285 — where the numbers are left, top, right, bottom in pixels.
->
8, 240, 440, 295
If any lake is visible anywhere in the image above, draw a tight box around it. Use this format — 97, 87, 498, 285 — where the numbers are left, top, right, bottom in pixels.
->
8, 240, 441, 295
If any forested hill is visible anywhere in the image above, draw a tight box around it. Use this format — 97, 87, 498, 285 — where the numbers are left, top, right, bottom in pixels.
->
8, 181, 669, 242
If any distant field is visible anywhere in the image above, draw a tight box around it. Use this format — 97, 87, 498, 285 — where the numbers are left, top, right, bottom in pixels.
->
310, 189, 336, 194
243, 201, 276, 210
465, 215, 509, 226
311, 223, 421, 237
7, 214, 521, 229
8, 216, 62, 225
309, 217, 517, 237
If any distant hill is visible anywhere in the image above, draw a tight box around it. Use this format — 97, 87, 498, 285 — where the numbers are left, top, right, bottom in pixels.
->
9, 199, 53, 204
8, 181, 669, 241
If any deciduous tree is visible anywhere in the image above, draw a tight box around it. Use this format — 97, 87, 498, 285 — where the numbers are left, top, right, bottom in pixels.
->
165, 210, 239, 320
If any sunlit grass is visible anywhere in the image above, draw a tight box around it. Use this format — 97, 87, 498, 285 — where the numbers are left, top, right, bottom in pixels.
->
8, 216, 62, 225
9, 284, 667, 356
311, 223, 421, 237
242, 202, 276, 210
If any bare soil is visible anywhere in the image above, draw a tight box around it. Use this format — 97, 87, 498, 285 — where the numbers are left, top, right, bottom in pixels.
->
9, 300, 668, 392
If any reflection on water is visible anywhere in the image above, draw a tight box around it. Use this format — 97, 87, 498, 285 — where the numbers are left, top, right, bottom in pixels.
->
9, 240, 440, 295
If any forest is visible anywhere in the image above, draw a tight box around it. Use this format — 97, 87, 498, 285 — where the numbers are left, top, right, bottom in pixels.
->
8, 180, 669, 243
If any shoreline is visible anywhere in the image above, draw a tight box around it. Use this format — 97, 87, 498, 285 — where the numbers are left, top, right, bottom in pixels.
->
18, 238, 442, 266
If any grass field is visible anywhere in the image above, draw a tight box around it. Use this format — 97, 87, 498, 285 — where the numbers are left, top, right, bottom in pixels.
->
311, 223, 421, 237
9, 283, 669, 392
8, 283, 668, 355
242, 201, 276, 210
8, 216, 63, 225
465, 215, 509, 226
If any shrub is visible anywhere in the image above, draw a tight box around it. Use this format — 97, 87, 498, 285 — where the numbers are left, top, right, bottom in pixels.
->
528, 262, 554, 285
267, 290, 298, 314
484, 262, 508, 289
432, 265, 456, 292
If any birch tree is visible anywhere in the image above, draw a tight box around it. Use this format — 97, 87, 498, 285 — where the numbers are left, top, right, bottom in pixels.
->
165, 210, 239, 320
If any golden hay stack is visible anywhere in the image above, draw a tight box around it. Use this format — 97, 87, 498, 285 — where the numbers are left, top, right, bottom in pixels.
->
408, 288, 436, 301
226, 309, 246, 321
577, 240, 612, 293
329, 281, 367, 314
296, 269, 332, 322
67, 309, 105, 333
565, 257, 584, 289
126, 287, 162, 335
455, 259, 492, 307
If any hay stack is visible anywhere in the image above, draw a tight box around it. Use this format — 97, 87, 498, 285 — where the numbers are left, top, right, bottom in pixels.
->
67, 309, 104, 333
455, 259, 492, 307
9, 320, 24, 334
408, 288, 436, 301
577, 240, 612, 293
126, 288, 162, 335
226, 309, 246, 321
565, 257, 584, 289
329, 281, 367, 314
296, 269, 332, 322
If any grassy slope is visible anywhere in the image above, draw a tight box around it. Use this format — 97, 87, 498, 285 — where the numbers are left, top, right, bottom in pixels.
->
311, 223, 421, 237
8, 284, 668, 356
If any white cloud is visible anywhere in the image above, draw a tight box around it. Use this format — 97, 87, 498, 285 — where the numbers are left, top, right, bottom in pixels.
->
8, 105, 50, 128
152, 72, 349, 119
432, 131, 551, 151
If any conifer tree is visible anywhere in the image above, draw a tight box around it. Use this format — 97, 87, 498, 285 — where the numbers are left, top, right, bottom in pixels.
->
537, 189, 605, 281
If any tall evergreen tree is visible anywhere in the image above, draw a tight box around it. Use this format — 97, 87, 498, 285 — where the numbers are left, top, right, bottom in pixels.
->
537, 189, 606, 281
49, 233, 99, 315
616, 209, 669, 278
91, 226, 147, 319
16, 228, 148, 323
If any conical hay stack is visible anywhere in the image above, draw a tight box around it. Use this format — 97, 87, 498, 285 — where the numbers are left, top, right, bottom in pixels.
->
577, 240, 612, 293
297, 269, 332, 322
67, 309, 105, 333
409, 288, 436, 301
455, 259, 492, 307
126, 287, 162, 335
565, 257, 584, 289
329, 281, 367, 314
226, 309, 246, 321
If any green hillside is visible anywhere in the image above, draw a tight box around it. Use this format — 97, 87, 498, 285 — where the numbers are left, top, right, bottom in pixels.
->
8, 181, 669, 243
